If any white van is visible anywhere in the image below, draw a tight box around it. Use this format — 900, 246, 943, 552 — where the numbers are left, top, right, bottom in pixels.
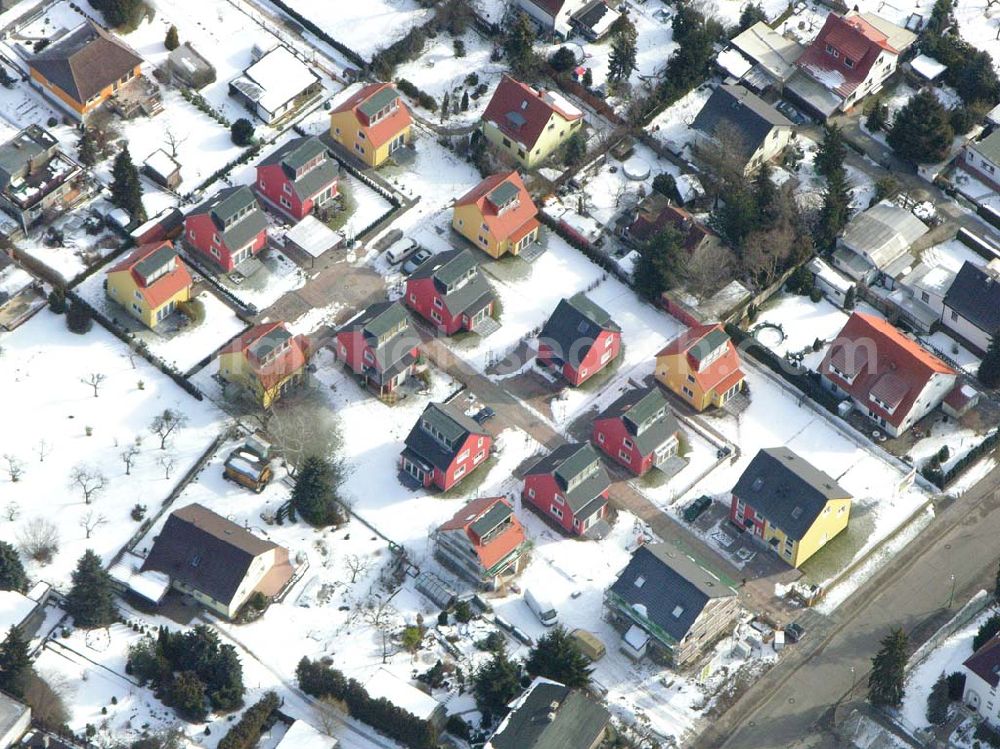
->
384, 237, 419, 265
524, 589, 558, 627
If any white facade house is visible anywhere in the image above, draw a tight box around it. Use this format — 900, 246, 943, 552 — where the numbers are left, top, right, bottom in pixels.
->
229, 45, 320, 123
941, 261, 1000, 355
960, 129, 1000, 194
0, 693, 29, 749
515, 0, 584, 37
963, 635, 1000, 726
832, 202, 929, 284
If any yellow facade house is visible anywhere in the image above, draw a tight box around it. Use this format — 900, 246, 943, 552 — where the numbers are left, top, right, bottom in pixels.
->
654, 323, 746, 412
730, 447, 852, 568
452, 171, 540, 259
106, 241, 192, 330
481, 75, 584, 169
218, 322, 310, 409
329, 82, 412, 168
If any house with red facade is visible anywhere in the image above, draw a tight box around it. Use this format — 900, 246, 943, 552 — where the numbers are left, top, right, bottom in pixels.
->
404, 248, 496, 335
434, 496, 527, 589
522, 443, 611, 538
820, 312, 959, 437
537, 293, 621, 386
335, 301, 421, 398
255, 136, 339, 221
592, 386, 682, 476
400, 402, 492, 491
184, 185, 268, 271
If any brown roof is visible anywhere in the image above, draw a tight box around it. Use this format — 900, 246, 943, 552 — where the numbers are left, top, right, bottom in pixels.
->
482, 75, 582, 151
142, 503, 281, 607
628, 194, 713, 251
29, 21, 143, 104
965, 634, 1000, 688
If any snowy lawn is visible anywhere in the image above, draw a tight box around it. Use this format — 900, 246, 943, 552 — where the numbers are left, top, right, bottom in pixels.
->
0, 311, 223, 587
213, 248, 309, 312
645, 84, 714, 158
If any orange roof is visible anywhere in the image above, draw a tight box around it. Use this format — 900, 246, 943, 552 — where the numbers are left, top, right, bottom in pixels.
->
820, 312, 955, 428
331, 82, 412, 150
223, 322, 310, 391
107, 240, 192, 309
439, 496, 526, 572
657, 323, 745, 394
454, 171, 539, 243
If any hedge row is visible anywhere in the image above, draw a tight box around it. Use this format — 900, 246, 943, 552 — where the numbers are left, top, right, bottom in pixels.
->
296, 658, 437, 749
396, 78, 437, 112
189, 142, 262, 198
218, 692, 280, 749
265, 0, 367, 69
925, 427, 1000, 489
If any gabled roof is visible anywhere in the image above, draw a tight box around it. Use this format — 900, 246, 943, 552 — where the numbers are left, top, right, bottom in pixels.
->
520, 0, 569, 17
795, 13, 901, 98
340, 300, 420, 373
609, 542, 737, 642
188, 185, 268, 252
732, 447, 850, 540
657, 323, 745, 395
971, 128, 1000, 165
487, 678, 609, 749
107, 241, 192, 309
628, 192, 713, 251
222, 322, 309, 390
692, 84, 792, 157
29, 21, 143, 104
597, 386, 680, 457
820, 312, 956, 428
840, 202, 928, 269
539, 293, 619, 369
404, 402, 487, 472
455, 171, 539, 243
408, 248, 496, 318
730, 22, 805, 82
965, 634, 1000, 688
439, 496, 527, 572
525, 443, 610, 514
482, 75, 583, 151
331, 82, 412, 149
258, 136, 338, 202
944, 262, 1000, 336
142, 503, 281, 607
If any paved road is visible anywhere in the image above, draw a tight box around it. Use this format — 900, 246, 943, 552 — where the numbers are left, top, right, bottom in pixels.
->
695, 469, 1000, 749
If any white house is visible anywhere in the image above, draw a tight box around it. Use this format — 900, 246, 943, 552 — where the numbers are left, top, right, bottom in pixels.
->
0, 692, 29, 749
959, 129, 1000, 194
942, 260, 1000, 355
963, 634, 1000, 726
832, 202, 929, 284
229, 45, 320, 123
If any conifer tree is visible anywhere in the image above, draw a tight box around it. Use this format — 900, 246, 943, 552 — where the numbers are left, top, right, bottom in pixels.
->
816, 168, 851, 251
815, 124, 847, 179
291, 456, 343, 527
0, 542, 27, 593
607, 15, 638, 83
77, 129, 98, 167
164, 25, 179, 51
887, 89, 954, 164
110, 146, 146, 223
979, 334, 1000, 388
65, 549, 117, 629
473, 647, 521, 719
926, 672, 950, 725
0, 626, 31, 699
868, 628, 908, 708
525, 625, 592, 688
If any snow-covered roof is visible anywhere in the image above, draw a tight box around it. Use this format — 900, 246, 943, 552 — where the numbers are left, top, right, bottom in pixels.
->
716, 48, 753, 79
808, 257, 854, 294
0, 590, 39, 633
363, 668, 441, 721
910, 54, 946, 81
235, 46, 319, 115
285, 215, 343, 258
275, 720, 337, 749
0, 265, 32, 299
143, 148, 180, 179
109, 553, 171, 603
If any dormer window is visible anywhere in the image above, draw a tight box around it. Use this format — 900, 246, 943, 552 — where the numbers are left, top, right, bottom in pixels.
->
844, 57, 854, 68
826, 44, 839, 58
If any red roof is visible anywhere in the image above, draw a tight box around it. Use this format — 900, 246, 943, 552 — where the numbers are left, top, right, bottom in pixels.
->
796, 13, 897, 97
657, 323, 745, 394
439, 496, 526, 571
454, 171, 540, 243
107, 240, 192, 309
482, 75, 583, 151
820, 312, 956, 429
629, 196, 713, 252
223, 322, 310, 391
331, 82, 412, 150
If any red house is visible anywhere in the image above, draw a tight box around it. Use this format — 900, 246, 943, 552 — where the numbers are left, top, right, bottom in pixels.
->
537, 293, 621, 386
522, 443, 611, 538
255, 136, 339, 222
401, 402, 492, 491
184, 185, 268, 271
404, 248, 496, 335
592, 386, 682, 476
335, 300, 421, 398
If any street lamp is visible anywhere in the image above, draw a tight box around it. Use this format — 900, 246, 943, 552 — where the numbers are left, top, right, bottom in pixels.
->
948, 573, 956, 609
850, 666, 856, 695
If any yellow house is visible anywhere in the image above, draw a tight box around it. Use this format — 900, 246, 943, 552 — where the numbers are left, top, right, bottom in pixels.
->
329, 82, 413, 168
731, 447, 852, 568
452, 171, 540, 258
106, 241, 192, 330
28, 21, 144, 121
481, 75, 584, 169
655, 323, 746, 412
219, 322, 310, 409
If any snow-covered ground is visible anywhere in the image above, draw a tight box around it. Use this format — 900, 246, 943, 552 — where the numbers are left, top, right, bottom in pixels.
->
646, 84, 714, 158
0, 311, 223, 586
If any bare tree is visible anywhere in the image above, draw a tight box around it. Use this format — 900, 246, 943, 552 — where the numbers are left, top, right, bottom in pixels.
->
364, 597, 399, 664
686, 240, 736, 296
3, 454, 24, 482
150, 409, 188, 450
17, 517, 59, 564
79, 510, 107, 539
345, 554, 370, 584
157, 452, 177, 480
694, 120, 750, 197
266, 394, 343, 476
120, 443, 140, 476
3, 502, 19, 522
69, 465, 108, 504
80, 373, 107, 398
34, 439, 50, 464
163, 127, 187, 158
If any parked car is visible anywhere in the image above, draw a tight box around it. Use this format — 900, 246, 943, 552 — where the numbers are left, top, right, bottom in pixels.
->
683, 495, 712, 523
402, 248, 433, 274
776, 100, 808, 125
785, 621, 806, 643
472, 406, 495, 425
384, 237, 419, 265
524, 589, 558, 626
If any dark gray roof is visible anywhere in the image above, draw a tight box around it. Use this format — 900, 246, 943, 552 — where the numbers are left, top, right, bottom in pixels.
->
404, 402, 486, 472
191, 185, 267, 251
469, 500, 512, 540
692, 84, 792, 156
133, 244, 178, 285
0, 126, 55, 189
142, 503, 278, 607
409, 248, 495, 317
609, 543, 735, 642
29, 21, 143, 103
539, 293, 619, 369
599, 386, 680, 456
732, 447, 850, 540
259, 136, 338, 202
358, 86, 400, 119
489, 679, 610, 749
526, 443, 610, 514
342, 301, 420, 374
944, 261, 1000, 336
